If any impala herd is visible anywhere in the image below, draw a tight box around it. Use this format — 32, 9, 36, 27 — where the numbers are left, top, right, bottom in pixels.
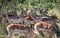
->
2, 8, 58, 38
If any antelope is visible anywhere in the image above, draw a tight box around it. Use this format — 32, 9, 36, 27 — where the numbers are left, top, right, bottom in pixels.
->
34, 21, 58, 38
6, 24, 36, 38
1, 9, 19, 24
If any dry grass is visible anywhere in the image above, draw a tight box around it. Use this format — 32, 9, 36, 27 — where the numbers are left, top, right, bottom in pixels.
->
47, 8, 60, 20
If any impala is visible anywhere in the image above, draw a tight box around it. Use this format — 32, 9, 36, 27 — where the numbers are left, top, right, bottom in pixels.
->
34, 21, 58, 38
6, 24, 37, 38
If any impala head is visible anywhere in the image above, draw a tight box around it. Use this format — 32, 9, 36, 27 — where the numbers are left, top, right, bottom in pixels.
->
25, 15, 33, 21
50, 15, 57, 22
2, 9, 8, 18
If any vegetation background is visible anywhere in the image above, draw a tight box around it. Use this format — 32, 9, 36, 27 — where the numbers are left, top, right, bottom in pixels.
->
0, 0, 60, 38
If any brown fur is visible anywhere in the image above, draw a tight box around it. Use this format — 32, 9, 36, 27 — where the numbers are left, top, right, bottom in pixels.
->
35, 22, 52, 29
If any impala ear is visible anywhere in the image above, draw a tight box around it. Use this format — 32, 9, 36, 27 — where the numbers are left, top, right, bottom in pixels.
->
50, 15, 57, 20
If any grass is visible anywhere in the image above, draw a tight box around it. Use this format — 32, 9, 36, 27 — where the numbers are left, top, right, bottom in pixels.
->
0, 35, 6, 38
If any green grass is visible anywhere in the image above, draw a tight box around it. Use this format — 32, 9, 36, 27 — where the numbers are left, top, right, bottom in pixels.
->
0, 35, 6, 38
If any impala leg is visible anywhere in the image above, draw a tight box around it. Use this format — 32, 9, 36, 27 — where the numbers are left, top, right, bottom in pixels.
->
6, 33, 13, 38
49, 34, 52, 38
26, 33, 35, 38
54, 33, 57, 38
6, 29, 14, 38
